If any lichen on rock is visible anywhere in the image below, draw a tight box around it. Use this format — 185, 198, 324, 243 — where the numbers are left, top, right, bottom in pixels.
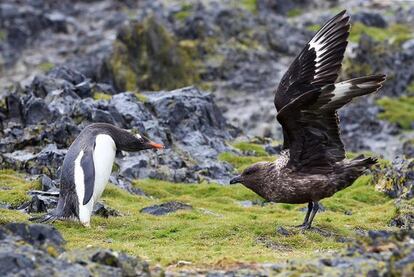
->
105, 16, 198, 92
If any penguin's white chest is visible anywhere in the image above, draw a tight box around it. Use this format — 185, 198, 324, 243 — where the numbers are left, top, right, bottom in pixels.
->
74, 134, 116, 226
92, 134, 116, 200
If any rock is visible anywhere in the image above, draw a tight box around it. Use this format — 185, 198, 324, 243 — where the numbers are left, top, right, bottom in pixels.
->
17, 195, 48, 213
0, 144, 66, 176
61, 248, 151, 277
276, 226, 290, 236
375, 157, 414, 199
93, 202, 121, 218
402, 139, 414, 159
40, 174, 57, 191
140, 201, 192, 216
353, 11, 388, 28
0, 223, 152, 276
104, 16, 197, 92
22, 96, 53, 125
4, 223, 65, 252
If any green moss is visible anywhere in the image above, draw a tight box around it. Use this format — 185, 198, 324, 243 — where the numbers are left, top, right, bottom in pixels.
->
406, 81, 414, 96
134, 92, 148, 102
342, 57, 372, 78
240, 0, 257, 13
93, 92, 112, 101
0, 29, 7, 41
173, 3, 193, 21
0, 170, 40, 208
38, 62, 55, 73
107, 17, 198, 92
377, 96, 414, 129
287, 8, 302, 18
1, 171, 396, 267
231, 142, 268, 157
349, 22, 413, 45
306, 24, 321, 32
219, 152, 274, 172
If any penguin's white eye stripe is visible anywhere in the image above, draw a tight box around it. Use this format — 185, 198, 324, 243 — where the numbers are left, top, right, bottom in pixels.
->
136, 134, 142, 139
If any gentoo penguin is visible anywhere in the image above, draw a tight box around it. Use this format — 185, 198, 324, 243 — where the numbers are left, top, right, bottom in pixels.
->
31, 123, 163, 227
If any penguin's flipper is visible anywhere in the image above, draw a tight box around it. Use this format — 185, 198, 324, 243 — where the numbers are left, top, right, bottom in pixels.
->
81, 149, 95, 205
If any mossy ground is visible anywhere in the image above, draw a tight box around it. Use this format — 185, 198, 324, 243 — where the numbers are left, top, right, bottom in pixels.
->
377, 96, 414, 129
349, 22, 412, 45
0, 169, 397, 268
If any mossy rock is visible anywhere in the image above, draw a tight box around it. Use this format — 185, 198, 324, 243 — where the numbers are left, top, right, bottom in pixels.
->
106, 17, 198, 92
377, 96, 414, 129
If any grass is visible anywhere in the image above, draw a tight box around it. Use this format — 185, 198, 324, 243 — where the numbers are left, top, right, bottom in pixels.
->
0, 170, 396, 268
240, 0, 257, 13
0, 170, 40, 208
377, 96, 414, 129
218, 152, 274, 172
287, 8, 302, 18
349, 22, 413, 45
231, 142, 268, 157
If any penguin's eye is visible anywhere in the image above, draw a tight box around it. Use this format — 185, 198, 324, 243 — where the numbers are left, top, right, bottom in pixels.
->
136, 134, 142, 139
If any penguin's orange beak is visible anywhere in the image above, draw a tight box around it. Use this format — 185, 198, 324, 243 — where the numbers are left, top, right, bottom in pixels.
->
148, 141, 164, 149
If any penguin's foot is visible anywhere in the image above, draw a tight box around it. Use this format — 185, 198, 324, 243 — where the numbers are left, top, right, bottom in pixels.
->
81, 221, 91, 228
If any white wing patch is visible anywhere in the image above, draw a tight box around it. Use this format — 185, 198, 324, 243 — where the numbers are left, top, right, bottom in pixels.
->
329, 81, 352, 102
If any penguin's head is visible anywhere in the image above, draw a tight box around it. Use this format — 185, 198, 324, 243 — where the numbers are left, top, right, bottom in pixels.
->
134, 133, 164, 151
113, 128, 164, 152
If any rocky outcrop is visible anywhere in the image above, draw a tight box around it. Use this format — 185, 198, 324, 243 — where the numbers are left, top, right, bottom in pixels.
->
0, 223, 152, 277
0, 67, 236, 184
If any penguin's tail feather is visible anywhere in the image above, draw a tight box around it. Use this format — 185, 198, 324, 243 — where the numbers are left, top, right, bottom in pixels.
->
29, 212, 59, 223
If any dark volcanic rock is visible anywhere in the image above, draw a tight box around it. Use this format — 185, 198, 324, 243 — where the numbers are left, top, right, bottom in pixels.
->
93, 202, 121, 218
4, 223, 65, 252
140, 201, 192, 216
0, 223, 152, 276
353, 11, 388, 28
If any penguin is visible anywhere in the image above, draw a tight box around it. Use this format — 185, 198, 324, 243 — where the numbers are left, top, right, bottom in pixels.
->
31, 123, 164, 227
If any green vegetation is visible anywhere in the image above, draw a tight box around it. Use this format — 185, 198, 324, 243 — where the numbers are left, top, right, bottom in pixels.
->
287, 8, 302, 18
174, 3, 193, 21
0, 170, 40, 208
231, 141, 268, 156
0, 29, 7, 41
377, 96, 414, 129
219, 152, 274, 172
240, 0, 257, 13
107, 17, 198, 92
349, 22, 413, 45
306, 24, 321, 32
93, 92, 112, 101
38, 62, 55, 72
406, 81, 414, 95
0, 170, 396, 268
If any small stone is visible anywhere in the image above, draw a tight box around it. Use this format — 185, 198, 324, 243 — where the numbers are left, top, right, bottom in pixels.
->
140, 201, 192, 216
276, 226, 290, 236
93, 202, 121, 218
40, 175, 56, 191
